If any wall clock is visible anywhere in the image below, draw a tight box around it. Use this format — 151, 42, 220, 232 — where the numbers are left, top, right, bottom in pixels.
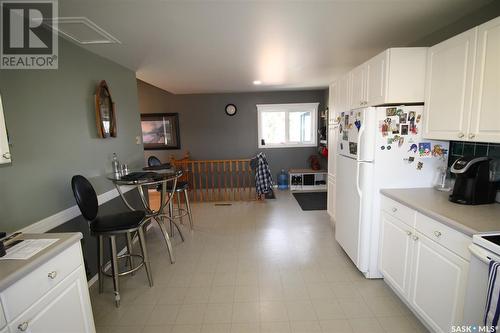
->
225, 104, 237, 116
95, 80, 117, 138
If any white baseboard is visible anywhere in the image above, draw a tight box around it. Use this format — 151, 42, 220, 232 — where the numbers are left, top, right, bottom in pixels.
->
19, 186, 135, 234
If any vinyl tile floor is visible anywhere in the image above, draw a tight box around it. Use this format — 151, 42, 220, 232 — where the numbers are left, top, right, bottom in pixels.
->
90, 191, 429, 333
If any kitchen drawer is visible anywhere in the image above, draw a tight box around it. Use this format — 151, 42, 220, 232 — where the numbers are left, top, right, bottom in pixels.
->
381, 196, 416, 227
416, 212, 472, 261
1, 243, 82, 321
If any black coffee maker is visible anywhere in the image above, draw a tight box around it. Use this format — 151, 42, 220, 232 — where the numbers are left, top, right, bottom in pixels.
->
449, 156, 499, 205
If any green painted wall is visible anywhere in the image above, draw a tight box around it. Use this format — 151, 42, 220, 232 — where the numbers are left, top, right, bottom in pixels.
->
0, 38, 144, 232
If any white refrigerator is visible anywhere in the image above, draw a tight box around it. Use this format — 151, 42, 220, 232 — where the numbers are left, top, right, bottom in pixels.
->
335, 106, 448, 278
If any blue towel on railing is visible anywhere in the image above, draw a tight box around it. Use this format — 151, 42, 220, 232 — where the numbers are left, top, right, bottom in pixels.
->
484, 260, 500, 328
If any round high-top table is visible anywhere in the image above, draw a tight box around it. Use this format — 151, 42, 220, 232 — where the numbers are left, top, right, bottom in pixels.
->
106, 169, 183, 263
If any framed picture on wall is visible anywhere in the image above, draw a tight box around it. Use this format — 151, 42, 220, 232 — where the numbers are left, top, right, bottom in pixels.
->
141, 113, 180, 150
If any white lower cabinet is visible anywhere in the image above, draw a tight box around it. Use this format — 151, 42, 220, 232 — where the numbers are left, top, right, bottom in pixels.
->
0, 241, 95, 333
379, 197, 470, 333
379, 213, 413, 298
409, 232, 469, 332
9, 267, 93, 333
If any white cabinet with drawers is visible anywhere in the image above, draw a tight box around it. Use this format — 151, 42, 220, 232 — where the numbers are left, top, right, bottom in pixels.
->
0, 234, 95, 333
379, 196, 471, 333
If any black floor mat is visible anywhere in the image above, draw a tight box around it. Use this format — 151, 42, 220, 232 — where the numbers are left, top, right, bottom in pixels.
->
293, 192, 327, 211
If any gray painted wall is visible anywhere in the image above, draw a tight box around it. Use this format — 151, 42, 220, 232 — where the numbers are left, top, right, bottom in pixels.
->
138, 80, 328, 174
409, 1, 500, 46
0, 38, 144, 232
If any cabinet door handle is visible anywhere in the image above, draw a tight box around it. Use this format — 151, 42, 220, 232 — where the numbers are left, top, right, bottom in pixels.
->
412, 235, 419, 241
18, 321, 29, 331
458, 132, 465, 138
48, 271, 58, 279
468, 133, 476, 139
434, 231, 442, 237
2, 152, 10, 159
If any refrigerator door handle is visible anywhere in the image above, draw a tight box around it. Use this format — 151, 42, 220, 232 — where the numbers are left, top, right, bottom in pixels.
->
357, 120, 365, 161
356, 162, 362, 197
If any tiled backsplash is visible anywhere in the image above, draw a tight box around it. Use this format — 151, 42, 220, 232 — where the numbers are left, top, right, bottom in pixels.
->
449, 141, 500, 166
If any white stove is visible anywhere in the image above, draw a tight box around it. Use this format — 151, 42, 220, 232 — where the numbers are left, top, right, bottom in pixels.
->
464, 233, 500, 325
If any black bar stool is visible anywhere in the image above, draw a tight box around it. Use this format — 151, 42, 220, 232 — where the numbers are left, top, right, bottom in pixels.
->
148, 156, 193, 233
71, 175, 153, 307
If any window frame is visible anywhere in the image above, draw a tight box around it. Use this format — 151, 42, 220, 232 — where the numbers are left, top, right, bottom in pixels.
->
257, 102, 319, 148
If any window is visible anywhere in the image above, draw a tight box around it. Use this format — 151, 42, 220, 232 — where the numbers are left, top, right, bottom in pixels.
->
257, 103, 318, 148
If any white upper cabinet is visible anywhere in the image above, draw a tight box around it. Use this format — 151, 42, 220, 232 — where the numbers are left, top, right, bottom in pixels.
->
350, 65, 367, 109
423, 28, 477, 141
0, 94, 11, 164
329, 74, 350, 123
347, 48, 427, 110
424, 16, 500, 143
469, 16, 500, 143
366, 51, 386, 106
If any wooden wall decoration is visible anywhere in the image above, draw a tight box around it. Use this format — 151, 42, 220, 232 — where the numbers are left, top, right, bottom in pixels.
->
95, 80, 117, 138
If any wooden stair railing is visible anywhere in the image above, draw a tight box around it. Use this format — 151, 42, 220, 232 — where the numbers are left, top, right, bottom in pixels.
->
170, 156, 256, 202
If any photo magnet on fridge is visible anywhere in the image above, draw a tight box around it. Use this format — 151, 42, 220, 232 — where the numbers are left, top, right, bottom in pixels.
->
408, 111, 416, 123
432, 145, 446, 157
400, 124, 409, 135
418, 142, 432, 158
380, 120, 389, 137
386, 108, 397, 116
398, 137, 405, 147
345, 115, 349, 126
342, 130, 348, 141
349, 142, 358, 155
417, 161, 423, 170
408, 143, 418, 153
400, 113, 407, 124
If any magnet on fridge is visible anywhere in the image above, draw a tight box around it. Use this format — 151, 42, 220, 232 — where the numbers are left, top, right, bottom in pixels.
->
380, 146, 385, 150
431, 144, 445, 157
339, 124, 343, 133
417, 161, 423, 170
408, 143, 418, 153
416, 114, 422, 123
387, 145, 392, 150
348, 123, 353, 129
340, 142, 343, 150
354, 120, 361, 130
418, 142, 432, 158
398, 137, 404, 147
386, 108, 397, 116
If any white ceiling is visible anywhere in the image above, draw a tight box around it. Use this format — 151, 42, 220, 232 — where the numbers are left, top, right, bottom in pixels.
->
59, 0, 492, 94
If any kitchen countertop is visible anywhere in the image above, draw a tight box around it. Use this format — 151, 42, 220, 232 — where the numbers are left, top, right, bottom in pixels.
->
0, 233, 82, 291
380, 188, 500, 236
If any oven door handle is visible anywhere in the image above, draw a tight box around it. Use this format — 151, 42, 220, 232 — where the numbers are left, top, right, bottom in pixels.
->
469, 244, 493, 265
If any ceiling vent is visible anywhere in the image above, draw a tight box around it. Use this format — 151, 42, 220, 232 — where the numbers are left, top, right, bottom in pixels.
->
52, 17, 121, 44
